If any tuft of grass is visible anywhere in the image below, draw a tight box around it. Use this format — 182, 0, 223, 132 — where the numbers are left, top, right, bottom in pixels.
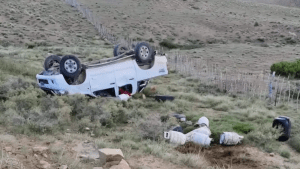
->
137, 113, 165, 141
233, 122, 255, 134
280, 150, 291, 158
0, 58, 42, 79
288, 134, 300, 153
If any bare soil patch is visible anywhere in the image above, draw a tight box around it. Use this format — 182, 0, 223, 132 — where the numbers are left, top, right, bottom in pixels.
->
176, 142, 284, 169
0, 0, 99, 46
127, 155, 191, 169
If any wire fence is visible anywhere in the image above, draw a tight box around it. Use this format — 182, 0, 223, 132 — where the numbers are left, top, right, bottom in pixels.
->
61, 0, 133, 46
167, 53, 300, 109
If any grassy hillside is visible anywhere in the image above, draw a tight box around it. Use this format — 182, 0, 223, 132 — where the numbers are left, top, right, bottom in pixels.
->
0, 0, 300, 169
76, 0, 300, 46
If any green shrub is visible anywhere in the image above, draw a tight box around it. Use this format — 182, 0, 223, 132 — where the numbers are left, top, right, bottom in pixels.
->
137, 114, 164, 140
0, 58, 42, 79
233, 122, 255, 134
270, 59, 300, 78
159, 39, 179, 49
280, 150, 291, 158
288, 134, 300, 152
159, 39, 204, 50
244, 124, 281, 153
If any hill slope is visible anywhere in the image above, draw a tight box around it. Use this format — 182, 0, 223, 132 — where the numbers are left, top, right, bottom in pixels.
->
77, 0, 300, 46
0, 0, 100, 46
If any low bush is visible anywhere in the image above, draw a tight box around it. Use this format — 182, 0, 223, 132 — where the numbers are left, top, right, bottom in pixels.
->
244, 124, 281, 153
137, 113, 165, 141
280, 150, 291, 158
0, 58, 42, 79
288, 134, 300, 152
159, 39, 204, 50
233, 122, 255, 134
270, 59, 300, 78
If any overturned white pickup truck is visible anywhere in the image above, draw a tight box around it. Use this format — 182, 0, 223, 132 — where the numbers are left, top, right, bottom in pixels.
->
36, 42, 168, 97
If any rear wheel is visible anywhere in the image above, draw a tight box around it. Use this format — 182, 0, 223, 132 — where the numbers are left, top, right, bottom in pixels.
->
60, 55, 81, 79
113, 44, 129, 57
44, 55, 61, 70
134, 42, 154, 64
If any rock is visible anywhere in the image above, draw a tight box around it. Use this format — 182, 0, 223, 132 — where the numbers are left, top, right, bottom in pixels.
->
34, 154, 39, 160
270, 153, 274, 157
32, 147, 49, 153
85, 127, 90, 131
98, 148, 124, 165
257, 37, 265, 42
79, 154, 88, 158
150, 86, 157, 93
66, 129, 70, 133
142, 94, 146, 100
5, 147, 12, 152
93, 167, 103, 169
42, 153, 48, 158
91, 133, 95, 137
109, 159, 131, 169
39, 160, 51, 169
104, 161, 121, 168
60, 165, 68, 169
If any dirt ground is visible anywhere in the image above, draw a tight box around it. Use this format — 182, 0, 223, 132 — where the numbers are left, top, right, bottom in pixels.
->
77, 0, 300, 46
0, 0, 99, 46
127, 156, 191, 169
176, 142, 297, 169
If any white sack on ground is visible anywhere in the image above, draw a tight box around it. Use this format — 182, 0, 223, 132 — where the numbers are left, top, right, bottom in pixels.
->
220, 132, 244, 145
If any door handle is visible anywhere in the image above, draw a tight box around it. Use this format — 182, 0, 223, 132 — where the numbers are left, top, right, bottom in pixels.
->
129, 78, 134, 80
110, 83, 115, 85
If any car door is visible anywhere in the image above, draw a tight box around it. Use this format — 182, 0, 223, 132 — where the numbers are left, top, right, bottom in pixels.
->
115, 60, 137, 94
89, 64, 116, 93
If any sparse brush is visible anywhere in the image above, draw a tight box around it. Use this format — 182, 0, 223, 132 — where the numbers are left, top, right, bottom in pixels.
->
288, 133, 300, 153
137, 113, 165, 141
280, 150, 291, 158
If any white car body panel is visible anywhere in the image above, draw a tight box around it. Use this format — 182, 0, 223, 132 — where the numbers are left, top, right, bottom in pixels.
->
36, 55, 168, 97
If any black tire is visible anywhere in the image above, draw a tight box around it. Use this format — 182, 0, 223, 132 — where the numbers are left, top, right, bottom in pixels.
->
113, 44, 129, 57
60, 55, 81, 79
134, 42, 154, 64
272, 116, 291, 141
44, 55, 61, 71
155, 95, 175, 102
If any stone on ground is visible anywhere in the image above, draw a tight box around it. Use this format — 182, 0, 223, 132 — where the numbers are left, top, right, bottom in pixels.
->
109, 159, 131, 169
39, 160, 51, 169
33, 147, 49, 153
98, 148, 124, 165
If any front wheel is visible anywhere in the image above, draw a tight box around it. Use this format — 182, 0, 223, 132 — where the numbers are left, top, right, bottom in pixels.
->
60, 55, 81, 79
134, 42, 154, 64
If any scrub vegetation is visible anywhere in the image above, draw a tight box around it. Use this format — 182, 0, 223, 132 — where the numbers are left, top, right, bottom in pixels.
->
1, 0, 300, 168
0, 45, 299, 168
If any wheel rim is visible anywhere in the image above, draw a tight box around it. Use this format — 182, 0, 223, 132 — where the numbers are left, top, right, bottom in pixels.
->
140, 46, 149, 58
64, 59, 77, 73
118, 47, 127, 55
